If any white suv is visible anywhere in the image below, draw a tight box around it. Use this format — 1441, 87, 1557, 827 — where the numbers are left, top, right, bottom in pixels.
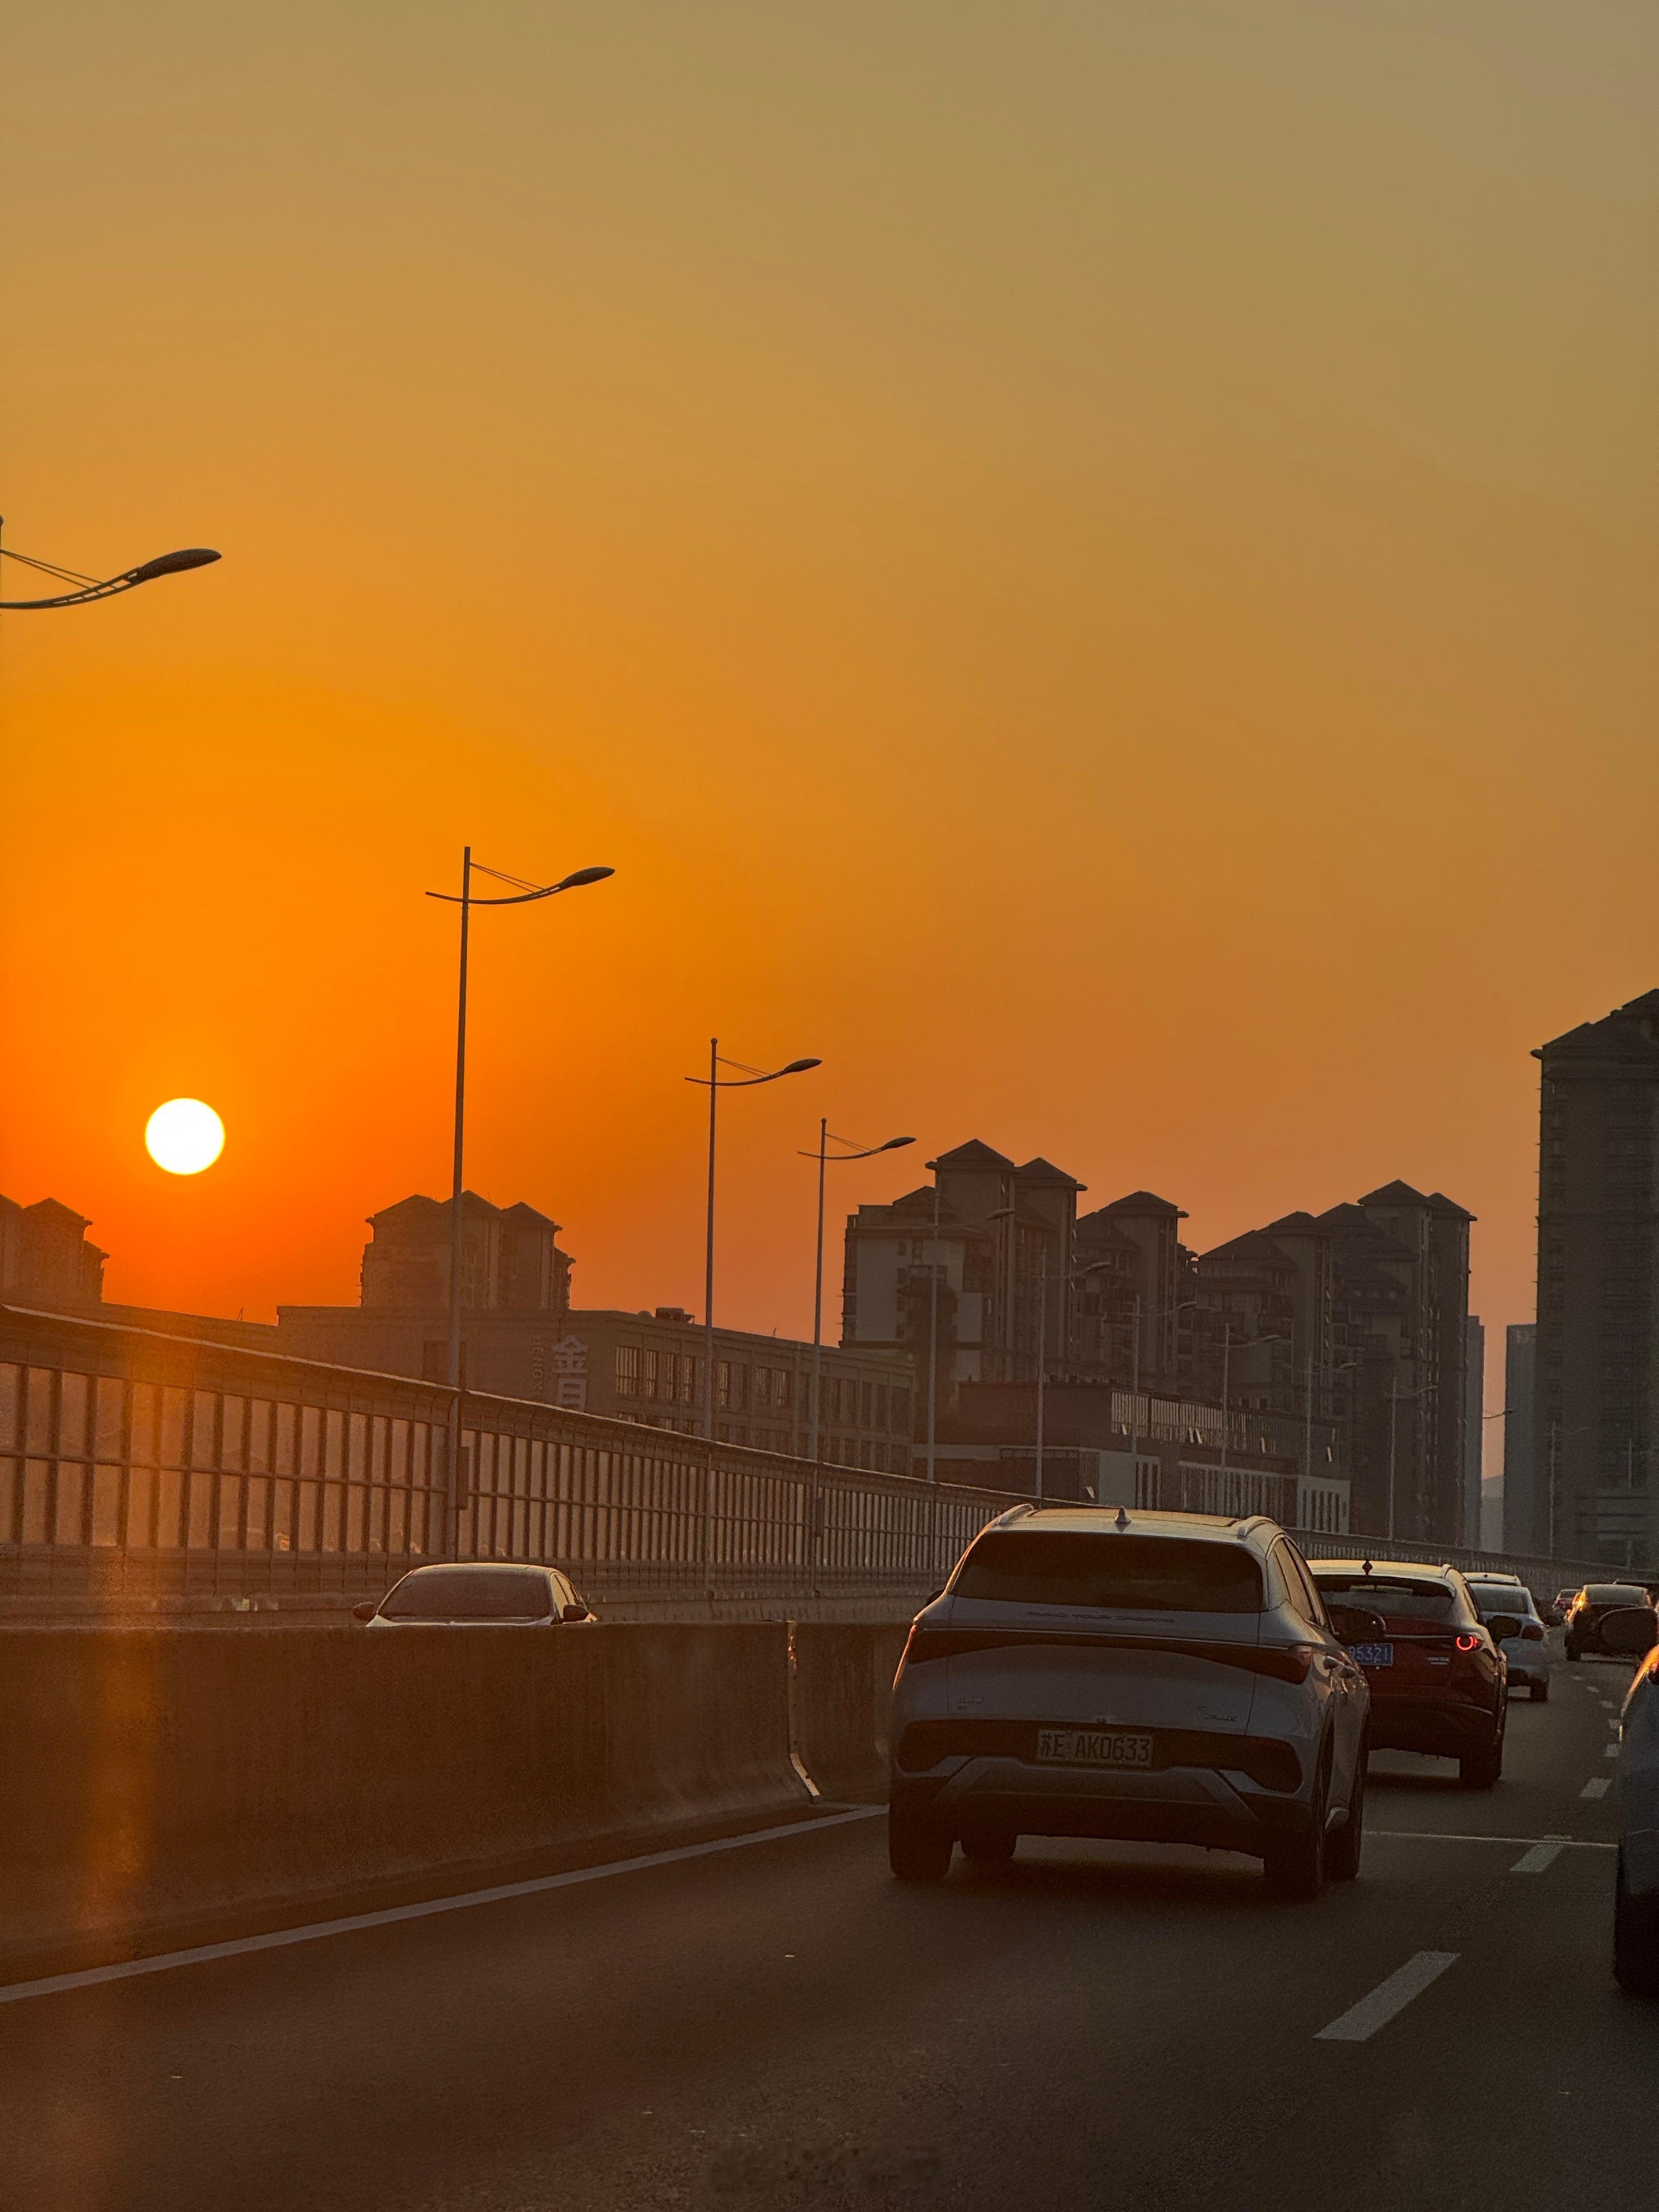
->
888, 1505, 1373, 1899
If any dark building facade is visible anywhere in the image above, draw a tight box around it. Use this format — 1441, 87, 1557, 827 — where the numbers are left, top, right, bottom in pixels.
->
1533, 991, 1659, 1569
0, 1196, 107, 1310
1503, 1322, 1537, 1554
0, 1192, 277, 1350
1166, 1184, 1472, 1544
840, 1141, 1086, 1411
278, 1192, 913, 1468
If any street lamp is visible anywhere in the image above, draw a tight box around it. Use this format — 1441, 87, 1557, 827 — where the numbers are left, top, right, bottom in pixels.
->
686, 1043, 820, 1440
0, 528, 220, 610
426, 850, 614, 1403
799, 1124, 914, 1462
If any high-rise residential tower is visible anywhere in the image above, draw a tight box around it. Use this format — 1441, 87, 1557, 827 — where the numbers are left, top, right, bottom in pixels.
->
1533, 990, 1659, 1568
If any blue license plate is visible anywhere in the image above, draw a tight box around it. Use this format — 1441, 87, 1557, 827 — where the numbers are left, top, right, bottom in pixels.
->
1353, 1643, 1393, 1668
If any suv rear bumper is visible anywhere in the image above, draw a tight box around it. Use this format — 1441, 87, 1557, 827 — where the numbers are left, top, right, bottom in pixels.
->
890, 1755, 1318, 1861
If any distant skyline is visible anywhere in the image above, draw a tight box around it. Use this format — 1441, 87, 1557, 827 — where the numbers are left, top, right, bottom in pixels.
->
4, 4, 1656, 1443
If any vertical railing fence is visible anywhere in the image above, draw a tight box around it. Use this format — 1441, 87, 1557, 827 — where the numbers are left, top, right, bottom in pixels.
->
0, 1305, 1006, 1610
0, 1306, 1613, 1610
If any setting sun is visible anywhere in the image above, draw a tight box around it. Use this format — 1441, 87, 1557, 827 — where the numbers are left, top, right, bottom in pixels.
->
144, 1098, 225, 1176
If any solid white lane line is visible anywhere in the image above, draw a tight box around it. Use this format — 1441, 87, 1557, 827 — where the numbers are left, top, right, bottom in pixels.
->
1368, 1830, 1613, 1851
0, 1806, 885, 2010
1582, 1778, 1612, 1799
1316, 1951, 1459, 2044
1510, 1838, 1568, 1874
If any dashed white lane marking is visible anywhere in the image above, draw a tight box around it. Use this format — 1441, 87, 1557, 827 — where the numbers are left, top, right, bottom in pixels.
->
1511, 1837, 1569, 1874
1606, 1743, 1620, 1759
1316, 1951, 1459, 2044
0, 1806, 885, 2009
1582, 1778, 1612, 1799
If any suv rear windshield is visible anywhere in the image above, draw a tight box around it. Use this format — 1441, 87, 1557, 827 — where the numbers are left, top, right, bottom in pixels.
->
952, 1532, 1262, 1613
1314, 1576, 1455, 1627
1587, 1585, 1647, 1605
381, 1567, 551, 1621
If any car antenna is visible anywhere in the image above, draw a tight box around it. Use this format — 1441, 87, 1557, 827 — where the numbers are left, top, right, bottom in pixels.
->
1115, 1506, 1130, 1531
1361, 1558, 1373, 1576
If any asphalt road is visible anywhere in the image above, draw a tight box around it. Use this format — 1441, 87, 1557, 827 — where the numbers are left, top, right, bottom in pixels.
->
7, 1651, 1659, 2212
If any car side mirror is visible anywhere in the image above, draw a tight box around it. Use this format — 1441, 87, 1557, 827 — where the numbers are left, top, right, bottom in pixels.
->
1328, 1605, 1386, 1646
1599, 1607, 1659, 1657
1486, 1613, 1523, 1644
561, 1601, 590, 1623
352, 1601, 377, 1623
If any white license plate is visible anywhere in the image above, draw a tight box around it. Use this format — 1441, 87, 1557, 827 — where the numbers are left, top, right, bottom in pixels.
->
1353, 1643, 1393, 1669
1036, 1728, 1154, 1768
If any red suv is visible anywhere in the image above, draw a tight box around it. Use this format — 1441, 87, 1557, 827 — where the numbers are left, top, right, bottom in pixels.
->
1309, 1560, 1509, 1789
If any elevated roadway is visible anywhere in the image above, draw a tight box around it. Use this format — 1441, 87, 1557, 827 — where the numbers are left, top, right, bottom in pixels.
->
6, 1651, 1657, 2209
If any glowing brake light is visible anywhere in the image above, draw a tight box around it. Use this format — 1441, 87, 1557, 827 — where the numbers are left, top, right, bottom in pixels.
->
1455, 1632, 1481, 1652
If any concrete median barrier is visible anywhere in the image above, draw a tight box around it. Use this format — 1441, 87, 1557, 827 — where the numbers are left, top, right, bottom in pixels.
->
0, 1623, 810, 1983
791, 1622, 913, 1801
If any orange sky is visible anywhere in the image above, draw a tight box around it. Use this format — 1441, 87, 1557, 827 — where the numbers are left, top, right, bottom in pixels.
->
3, 5, 1656, 1459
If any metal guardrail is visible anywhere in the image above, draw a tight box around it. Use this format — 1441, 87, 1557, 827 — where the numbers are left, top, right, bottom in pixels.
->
0, 1304, 1008, 1613
0, 1303, 1615, 1618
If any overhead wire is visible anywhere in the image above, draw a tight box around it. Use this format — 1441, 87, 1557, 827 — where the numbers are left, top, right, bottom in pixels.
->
0, 546, 105, 589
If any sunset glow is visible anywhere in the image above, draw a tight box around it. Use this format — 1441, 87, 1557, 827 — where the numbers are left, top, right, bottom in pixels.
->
2, 6, 1655, 1404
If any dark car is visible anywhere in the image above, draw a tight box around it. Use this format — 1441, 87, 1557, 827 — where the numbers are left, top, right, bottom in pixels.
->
1309, 1560, 1509, 1788
354, 1561, 597, 1627
1564, 1583, 1652, 1662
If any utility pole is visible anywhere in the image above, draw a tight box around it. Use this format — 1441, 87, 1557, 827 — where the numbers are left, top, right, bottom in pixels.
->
926, 1180, 941, 1488
1128, 1294, 1142, 1505
1034, 1262, 1047, 1503
1219, 1322, 1232, 1489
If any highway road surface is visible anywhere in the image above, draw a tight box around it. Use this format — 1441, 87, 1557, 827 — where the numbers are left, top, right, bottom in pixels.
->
7, 1652, 1658, 2211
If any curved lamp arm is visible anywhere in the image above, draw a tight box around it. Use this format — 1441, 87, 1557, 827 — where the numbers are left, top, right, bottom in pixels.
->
688, 1057, 821, 1090
798, 1135, 915, 1161
0, 546, 221, 611
426, 865, 614, 909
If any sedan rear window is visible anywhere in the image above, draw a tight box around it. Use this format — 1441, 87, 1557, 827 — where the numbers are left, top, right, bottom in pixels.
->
1468, 1585, 1537, 1617
1314, 1576, 1455, 1628
952, 1532, 1262, 1613
1587, 1585, 1647, 1605
381, 1567, 551, 1621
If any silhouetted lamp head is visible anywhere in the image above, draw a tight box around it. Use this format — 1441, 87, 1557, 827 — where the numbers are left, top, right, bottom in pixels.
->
553, 866, 616, 893
780, 1058, 822, 1076
129, 548, 222, 583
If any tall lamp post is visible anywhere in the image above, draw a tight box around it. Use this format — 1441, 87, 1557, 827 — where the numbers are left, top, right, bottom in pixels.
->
426, 851, 614, 1545
800, 1124, 915, 1461
686, 1044, 820, 1441
0, 530, 220, 610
